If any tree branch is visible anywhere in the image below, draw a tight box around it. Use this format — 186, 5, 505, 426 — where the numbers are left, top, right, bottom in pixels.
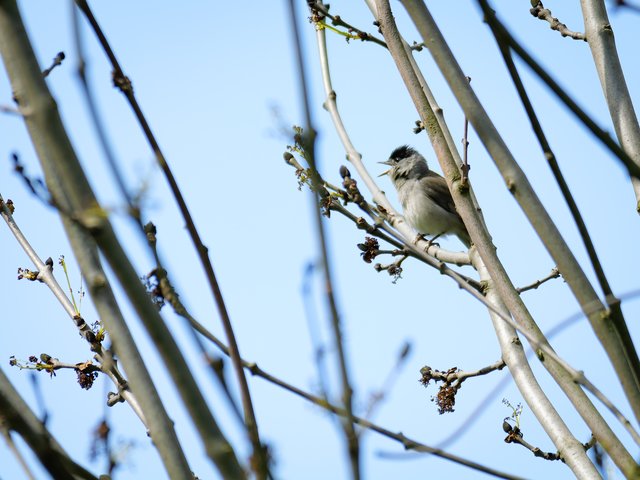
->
73, 1, 264, 475
383, 0, 639, 476
579, 0, 640, 207
530, 1, 586, 41
0, 2, 244, 477
0, 368, 99, 480
291, 1, 360, 476
477, 0, 640, 436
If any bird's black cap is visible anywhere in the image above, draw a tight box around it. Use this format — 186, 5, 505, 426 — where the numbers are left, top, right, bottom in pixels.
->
389, 145, 417, 161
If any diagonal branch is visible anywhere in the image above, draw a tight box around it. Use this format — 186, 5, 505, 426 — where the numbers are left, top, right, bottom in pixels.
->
0, 2, 244, 477
0, 195, 145, 425
401, 0, 640, 474
0, 368, 99, 480
160, 275, 526, 480
313, 8, 638, 458
477, 1, 640, 181
487, 23, 617, 324
72, 1, 266, 475
292, 2, 360, 477
381, 0, 639, 476
476, 0, 640, 432
579, 0, 640, 207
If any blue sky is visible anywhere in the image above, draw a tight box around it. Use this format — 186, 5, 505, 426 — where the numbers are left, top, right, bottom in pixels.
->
1, 1, 639, 479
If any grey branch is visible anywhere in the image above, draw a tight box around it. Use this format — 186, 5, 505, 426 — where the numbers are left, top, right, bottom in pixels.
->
0, 368, 99, 480
0, 195, 146, 424
517, 267, 561, 293
530, 2, 586, 41
421, 359, 506, 385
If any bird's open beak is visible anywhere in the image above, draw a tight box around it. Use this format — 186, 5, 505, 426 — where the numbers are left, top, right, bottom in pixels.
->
378, 159, 392, 177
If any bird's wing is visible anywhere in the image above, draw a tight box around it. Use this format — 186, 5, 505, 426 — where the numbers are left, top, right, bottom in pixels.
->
422, 171, 460, 216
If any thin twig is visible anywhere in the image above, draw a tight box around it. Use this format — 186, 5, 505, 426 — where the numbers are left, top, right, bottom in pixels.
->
73, 1, 266, 474
360, 342, 412, 423
1, 103, 20, 114
310, 1, 388, 48
167, 295, 525, 480
41, 51, 65, 78
488, 8, 616, 307
613, 0, 640, 12
292, 1, 360, 477
0, 421, 37, 480
517, 268, 560, 293
461, 77, 471, 187
142, 223, 246, 429
503, 423, 562, 461
529, 1, 586, 41
70, 6, 137, 218
461, 130, 470, 184
0, 195, 146, 425
478, 0, 640, 180
422, 359, 506, 384
300, 262, 332, 402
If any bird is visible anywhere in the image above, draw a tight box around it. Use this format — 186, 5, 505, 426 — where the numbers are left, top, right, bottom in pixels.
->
379, 145, 471, 248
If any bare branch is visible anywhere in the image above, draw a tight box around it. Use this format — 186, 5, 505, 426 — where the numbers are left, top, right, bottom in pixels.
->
580, 0, 640, 206
292, 2, 360, 476
41, 51, 65, 77
461, 79, 471, 188
73, 1, 265, 474
309, 1, 388, 47
386, 1, 640, 475
0, 420, 37, 480
612, 0, 640, 12
361, 342, 412, 422
421, 360, 506, 414
422, 359, 506, 385
70, 7, 137, 219
164, 292, 526, 480
477, 0, 640, 432
517, 268, 560, 294
530, 1, 586, 41
1, 195, 145, 422
0, 2, 243, 476
0, 369, 99, 480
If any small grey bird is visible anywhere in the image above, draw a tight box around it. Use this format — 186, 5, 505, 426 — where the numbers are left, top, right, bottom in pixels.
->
379, 145, 471, 248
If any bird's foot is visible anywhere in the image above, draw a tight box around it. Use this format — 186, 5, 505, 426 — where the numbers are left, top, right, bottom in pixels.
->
414, 233, 441, 251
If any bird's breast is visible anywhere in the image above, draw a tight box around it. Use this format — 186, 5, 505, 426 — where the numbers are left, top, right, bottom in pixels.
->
398, 180, 460, 235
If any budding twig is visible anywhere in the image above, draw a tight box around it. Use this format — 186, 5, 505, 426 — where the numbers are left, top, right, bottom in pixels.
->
41, 51, 65, 78
529, 1, 586, 41
517, 267, 561, 294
